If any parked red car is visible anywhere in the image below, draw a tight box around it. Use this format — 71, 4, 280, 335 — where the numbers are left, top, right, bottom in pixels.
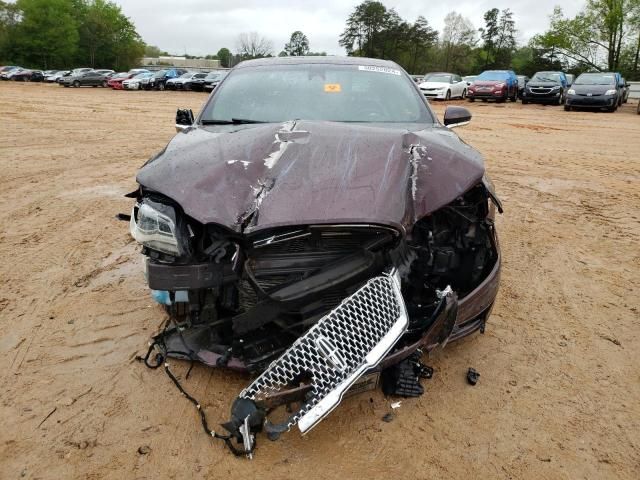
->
468, 70, 518, 102
107, 72, 132, 90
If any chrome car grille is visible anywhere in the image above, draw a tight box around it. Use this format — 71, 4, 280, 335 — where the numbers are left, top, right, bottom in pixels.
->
240, 271, 408, 433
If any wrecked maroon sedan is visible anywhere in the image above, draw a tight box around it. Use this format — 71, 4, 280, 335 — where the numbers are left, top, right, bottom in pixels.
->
129, 56, 502, 456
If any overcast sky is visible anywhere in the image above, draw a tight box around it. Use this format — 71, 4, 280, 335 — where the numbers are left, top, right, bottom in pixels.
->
115, 0, 584, 57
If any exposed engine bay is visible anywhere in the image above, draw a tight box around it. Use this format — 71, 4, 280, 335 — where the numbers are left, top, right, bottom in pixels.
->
130, 181, 500, 457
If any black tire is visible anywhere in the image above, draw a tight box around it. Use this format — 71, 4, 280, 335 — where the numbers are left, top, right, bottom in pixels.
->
158, 82, 165, 91
73, 80, 80, 88
461, 89, 467, 99
564, 105, 571, 111
102, 80, 108, 88
445, 90, 451, 101
608, 104, 617, 112
92, 85, 97, 88
522, 99, 528, 105
468, 97, 475, 102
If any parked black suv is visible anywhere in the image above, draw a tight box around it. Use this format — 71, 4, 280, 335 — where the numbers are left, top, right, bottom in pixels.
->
521, 71, 568, 105
147, 68, 188, 90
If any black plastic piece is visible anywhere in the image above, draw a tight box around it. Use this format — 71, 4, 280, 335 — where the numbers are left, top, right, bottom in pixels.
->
222, 398, 265, 443
467, 367, 480, 386
146, 259, 236, 290
115, 213, 131, 222
382, 352, 433, 397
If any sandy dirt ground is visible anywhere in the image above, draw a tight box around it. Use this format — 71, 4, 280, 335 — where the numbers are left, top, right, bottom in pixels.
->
0, 81, 638, 479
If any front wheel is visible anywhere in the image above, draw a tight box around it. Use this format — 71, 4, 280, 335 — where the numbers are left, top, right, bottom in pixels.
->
445, 90, 451, 101
158, 82, 165, 91
564, 105, 571, 111
468, 97, 475, 102
522, 99, 528, 105
461, 89, 467, 99
102, 80, 108, 87
73, 80, 80, 88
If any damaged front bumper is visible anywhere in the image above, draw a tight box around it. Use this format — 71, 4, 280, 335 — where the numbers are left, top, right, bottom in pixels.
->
131, 181, 501, 456
239, 270, 408, 436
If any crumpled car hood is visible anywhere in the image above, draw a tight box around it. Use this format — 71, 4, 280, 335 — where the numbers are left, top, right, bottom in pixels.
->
137, 120, 485, 233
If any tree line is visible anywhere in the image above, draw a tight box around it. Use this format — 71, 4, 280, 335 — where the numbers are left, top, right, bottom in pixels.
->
2, 0, 640, 78
337, 0, 640, 78
0, 0, 144, 70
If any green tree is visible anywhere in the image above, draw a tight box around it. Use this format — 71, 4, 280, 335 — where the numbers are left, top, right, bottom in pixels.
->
339, 1, 388, 57
216, 47, 231, 67
12, 0, 79, 68
74, 0, 144, 69
441, 12, 477, 72
284, 31, 310, 56
339, 1, 438, 73
0, 2, 19, 62
145, 45, 163, 57
533, 2, 640, 74
404, 16, 438, 73
480, 8, 500, 68
478, 8, 516, 69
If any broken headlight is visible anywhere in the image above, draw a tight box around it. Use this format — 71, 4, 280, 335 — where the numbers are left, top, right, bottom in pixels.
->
130, 199, 181, 256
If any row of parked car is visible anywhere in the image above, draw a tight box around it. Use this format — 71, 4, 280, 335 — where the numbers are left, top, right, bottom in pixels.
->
0, 65, 228, 93
416, 69, 633, 112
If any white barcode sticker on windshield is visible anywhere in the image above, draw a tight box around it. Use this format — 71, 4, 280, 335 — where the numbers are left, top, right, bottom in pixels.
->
358, 65, 401, 76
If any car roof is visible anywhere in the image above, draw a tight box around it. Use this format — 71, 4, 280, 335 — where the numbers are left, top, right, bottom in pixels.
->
235, 56, 402, 70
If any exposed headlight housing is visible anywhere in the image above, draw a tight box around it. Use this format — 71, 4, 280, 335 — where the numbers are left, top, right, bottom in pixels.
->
567, 89, 576, 95
130, 199, 181, 256
605, 89, 617, 96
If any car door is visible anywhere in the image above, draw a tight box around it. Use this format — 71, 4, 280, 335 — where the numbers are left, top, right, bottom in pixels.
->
452, 75, 464, 97
83, 72, 98, 86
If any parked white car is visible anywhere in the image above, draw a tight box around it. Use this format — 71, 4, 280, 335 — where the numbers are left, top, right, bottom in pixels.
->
123, 72, 153, 90
45, 70, 69, 82
419, 72, 468, 100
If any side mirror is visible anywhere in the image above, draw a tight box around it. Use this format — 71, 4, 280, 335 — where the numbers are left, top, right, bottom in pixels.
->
176, 108, 194, 132
443, 106, 472, 129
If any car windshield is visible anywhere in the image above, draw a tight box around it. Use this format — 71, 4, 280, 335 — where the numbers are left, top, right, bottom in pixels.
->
134, 72, 152, 79
201, 63, 433, 124
113, 73, 128, 78
423, 74, 452, 83
476, 71, 509, 81
178, 73, 192, 79
531, 72, 562, 83
575, 73, 615, 85
152, 70, 167, 78
206, 72, 222, 79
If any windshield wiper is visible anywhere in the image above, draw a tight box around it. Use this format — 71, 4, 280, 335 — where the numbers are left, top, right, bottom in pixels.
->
201, 118, 268, 125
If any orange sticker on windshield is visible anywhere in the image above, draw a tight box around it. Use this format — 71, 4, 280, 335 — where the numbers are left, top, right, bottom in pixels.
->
324, 83, 342, 93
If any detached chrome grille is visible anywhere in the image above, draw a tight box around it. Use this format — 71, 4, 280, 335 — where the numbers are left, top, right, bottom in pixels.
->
240, 271, 408, 433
